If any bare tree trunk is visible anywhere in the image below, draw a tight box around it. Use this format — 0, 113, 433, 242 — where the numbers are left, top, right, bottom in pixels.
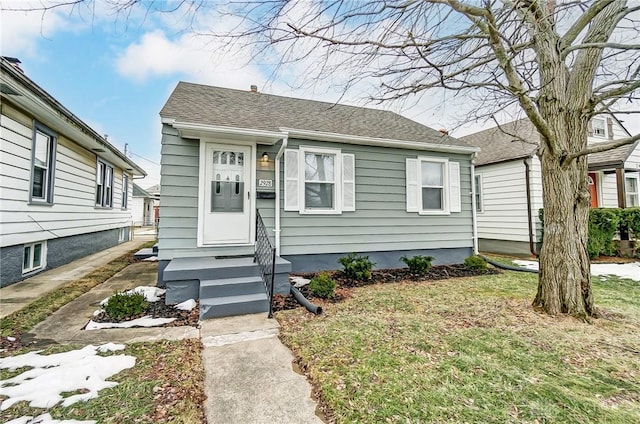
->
533, 116, 595, 319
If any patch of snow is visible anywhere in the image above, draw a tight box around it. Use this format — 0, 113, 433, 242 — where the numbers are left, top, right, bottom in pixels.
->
84, 316, 175, 330
6, 336, 16, 342
512, 260, 640, 281
174, 299, 196, 311
100, 286, 166, 305
143, 256, 159, 262
92, 309, 103, 316
0, 345, 135, 411
97, 343, 126, 352
6, 413, 95, 424
290, 276, 310, 288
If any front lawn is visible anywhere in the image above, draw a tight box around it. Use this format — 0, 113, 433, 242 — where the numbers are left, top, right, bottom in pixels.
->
277, 272, 640, 423
0, 339, 204, 423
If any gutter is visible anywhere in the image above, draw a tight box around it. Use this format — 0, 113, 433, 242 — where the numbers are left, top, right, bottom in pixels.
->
279, 127, 480, 155
523, 157, 537, 256
470, 153, 479, 254
274, 133, 289, 255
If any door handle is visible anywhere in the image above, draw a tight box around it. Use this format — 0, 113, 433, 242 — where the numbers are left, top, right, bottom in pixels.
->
247, 191, 250, 200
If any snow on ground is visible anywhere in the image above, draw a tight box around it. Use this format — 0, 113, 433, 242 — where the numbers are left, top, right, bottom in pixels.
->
6, 413, 95, 424
99, 286, 166, 305
0, 344, 135, 411
513, 260, 640, 281
85, 316, 176, 330
174, 299, 196, 311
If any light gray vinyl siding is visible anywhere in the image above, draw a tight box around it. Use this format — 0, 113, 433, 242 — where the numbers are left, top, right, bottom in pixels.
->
600, 172, 619, 208
158, 125, 273, 260
0, 107, 132, 248
475, 160, 531, 243
158, 127, 473, 259
279, 139, 473, 255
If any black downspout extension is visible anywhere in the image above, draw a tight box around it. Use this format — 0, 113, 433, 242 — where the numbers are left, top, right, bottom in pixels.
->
524, 158, 538, 257
290, 286, 323, 315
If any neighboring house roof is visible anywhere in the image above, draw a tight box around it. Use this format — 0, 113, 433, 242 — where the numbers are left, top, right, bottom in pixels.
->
160, 82, 471, 148
132, 183, 153, 198
462, 118, 637, 169
0, 57, 146, 176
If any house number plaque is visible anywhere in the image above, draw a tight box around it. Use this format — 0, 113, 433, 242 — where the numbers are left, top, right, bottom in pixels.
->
258, 179, 273, 188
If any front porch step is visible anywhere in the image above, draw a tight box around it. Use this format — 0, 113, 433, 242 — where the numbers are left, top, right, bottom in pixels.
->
200, 293, 269, 319
200, 276, 265, 298
163, 257, 260, 282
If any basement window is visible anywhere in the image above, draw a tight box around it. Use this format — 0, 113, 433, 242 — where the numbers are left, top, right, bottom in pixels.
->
23, 241, 46, 274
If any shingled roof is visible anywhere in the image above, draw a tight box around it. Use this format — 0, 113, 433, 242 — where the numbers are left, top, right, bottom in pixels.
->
160, 82, 470, 147
461, 118, 636, 168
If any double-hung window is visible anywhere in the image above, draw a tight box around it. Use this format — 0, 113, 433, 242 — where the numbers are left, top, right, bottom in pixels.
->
591, 118, 606, 138
23, 241, 46, 274
96, 160, 114, 207
122, 174, 129, 209
474, 174, 483, 212
284, 147, 355, 214
406, 156, 461, 215
30, 123, 57, 204
626, 175, 639, 207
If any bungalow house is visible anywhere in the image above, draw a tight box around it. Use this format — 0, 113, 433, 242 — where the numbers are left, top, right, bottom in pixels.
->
158, 82, 479, 318
0, 57, 146, 287
132, 183, 155, 227
461, 117, 637, 255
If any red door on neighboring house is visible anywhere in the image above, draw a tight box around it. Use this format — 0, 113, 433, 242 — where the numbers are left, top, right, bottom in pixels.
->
588, 172, 599, 208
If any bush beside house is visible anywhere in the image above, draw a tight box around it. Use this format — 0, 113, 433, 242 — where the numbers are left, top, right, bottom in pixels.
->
540, 207, 640, 258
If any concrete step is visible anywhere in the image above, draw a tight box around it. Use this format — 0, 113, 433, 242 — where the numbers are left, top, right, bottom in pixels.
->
133, 248, 156, 260
163, 257, 260, 282
200, 276, 265, 298
200, 293, 269, 319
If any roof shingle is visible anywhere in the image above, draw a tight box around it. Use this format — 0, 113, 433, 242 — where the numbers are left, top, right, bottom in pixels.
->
160, 82, 469, 147
461, 118, 636, 168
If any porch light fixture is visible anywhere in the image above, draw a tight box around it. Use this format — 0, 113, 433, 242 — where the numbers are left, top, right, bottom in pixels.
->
261, 152, 269, 163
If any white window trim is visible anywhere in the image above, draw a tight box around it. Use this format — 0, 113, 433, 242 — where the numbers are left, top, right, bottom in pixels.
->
475, 173, 484, 213
625, 174, 639, 207
29, 122, 57, 205
95, 159, 114, 208
22, 241, 47, 274
299, 146, 343, 215
418, 156, 450, 215
121, 174, 129, 209
591, 117, 607, 139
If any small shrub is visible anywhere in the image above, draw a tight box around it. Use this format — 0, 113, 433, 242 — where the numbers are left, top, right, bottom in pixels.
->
588, 208, 619, 258
620, 207, 640, 237
400, 255, 434, 276
338, 253, 375, 281
464, 255, 488, 270
309, 272, 337, 299
103, 291, 148, 320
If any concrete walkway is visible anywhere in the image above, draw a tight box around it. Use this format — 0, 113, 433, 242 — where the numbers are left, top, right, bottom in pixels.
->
201, 315, 323, 424
0, 236, 154, 319
2, 238, 323, 423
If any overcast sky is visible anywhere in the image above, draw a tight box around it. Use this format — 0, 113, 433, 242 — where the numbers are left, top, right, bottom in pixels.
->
1, 1, 638, 188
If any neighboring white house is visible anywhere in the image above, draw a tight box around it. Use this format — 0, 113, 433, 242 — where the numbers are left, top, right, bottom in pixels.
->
461, 116, 637, 255
0, 57, 146, 287
131, 183, 154, 226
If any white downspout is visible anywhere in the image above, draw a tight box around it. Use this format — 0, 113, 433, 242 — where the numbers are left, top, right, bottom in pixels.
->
470, 152, 479, 254
274, 133, 289, 256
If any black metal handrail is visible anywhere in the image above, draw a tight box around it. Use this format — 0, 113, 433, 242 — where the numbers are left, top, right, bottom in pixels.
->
255, 210, 276, 318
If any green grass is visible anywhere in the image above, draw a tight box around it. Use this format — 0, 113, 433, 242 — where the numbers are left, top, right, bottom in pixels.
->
277, 272, 640, 423
0, 339, 204, 423
0, 240, 156, 338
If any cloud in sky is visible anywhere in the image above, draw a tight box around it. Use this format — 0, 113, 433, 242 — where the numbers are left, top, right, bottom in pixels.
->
0, 6, 68, 57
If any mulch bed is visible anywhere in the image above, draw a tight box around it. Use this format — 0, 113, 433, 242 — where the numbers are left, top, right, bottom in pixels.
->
273, 265, 500, 312
91, 294, 200, 328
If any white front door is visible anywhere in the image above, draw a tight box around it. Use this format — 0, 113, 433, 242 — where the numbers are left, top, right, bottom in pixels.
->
202, 143, 252, 244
